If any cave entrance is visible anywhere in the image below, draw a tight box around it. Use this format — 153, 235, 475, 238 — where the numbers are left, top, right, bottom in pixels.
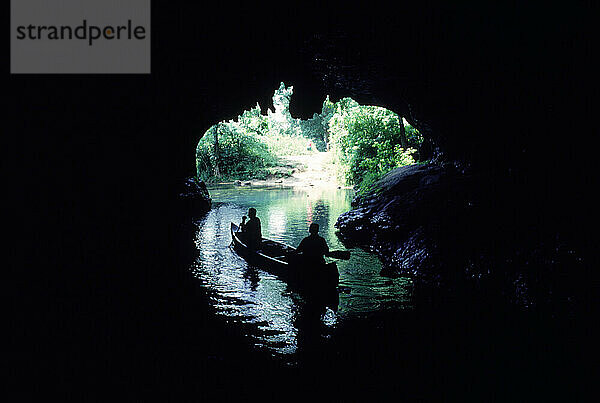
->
195, 82, 427, 192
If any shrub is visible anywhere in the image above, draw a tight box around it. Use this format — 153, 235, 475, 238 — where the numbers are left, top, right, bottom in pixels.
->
195, 84, 425, 187
196, 123, 278, 182
327, 98, 422, 189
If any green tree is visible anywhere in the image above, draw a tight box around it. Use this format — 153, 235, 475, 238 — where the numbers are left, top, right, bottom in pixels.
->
195, 84, 425, 186
326, 98, 422, 189
196, 122, 278, 182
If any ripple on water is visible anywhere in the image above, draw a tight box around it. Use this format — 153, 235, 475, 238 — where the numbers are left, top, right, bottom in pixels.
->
191, 185, 413, 359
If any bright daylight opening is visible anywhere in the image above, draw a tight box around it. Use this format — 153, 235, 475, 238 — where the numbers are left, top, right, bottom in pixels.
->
195, 82, 426, 196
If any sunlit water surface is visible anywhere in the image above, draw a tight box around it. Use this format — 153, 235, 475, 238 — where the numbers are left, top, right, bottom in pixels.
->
190, 185, 413, 359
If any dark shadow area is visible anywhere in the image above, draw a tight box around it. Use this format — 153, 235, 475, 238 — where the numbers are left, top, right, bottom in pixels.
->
8, 2, 598, 401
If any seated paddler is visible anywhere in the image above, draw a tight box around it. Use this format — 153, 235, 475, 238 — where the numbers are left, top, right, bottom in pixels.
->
296, 223, 329, 266
244, 207, 262, 251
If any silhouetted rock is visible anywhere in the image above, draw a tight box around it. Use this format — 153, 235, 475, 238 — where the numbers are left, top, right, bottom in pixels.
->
335, 163, 592, 310
178, 177, 211, 216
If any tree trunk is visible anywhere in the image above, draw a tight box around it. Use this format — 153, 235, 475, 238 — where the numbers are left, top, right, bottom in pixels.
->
398, 116, 408, 149
213, 125, 220, 177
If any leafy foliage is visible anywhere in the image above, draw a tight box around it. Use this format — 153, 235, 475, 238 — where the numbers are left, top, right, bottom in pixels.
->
196, 122, 278, 182
259, 133, 316, 156
327, 98, 423, 189
195, 83, 425, 185
298, 114, 327, 151
266, 83, 328, 151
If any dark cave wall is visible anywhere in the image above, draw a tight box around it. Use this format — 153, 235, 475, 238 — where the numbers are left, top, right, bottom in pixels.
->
10, 2, 597, 291
9, 4, 597, 395
167, 2, 595, 198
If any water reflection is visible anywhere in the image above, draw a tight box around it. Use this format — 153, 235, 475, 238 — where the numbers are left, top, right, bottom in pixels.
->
190, 185, 413, 358
267, 208, 287, 239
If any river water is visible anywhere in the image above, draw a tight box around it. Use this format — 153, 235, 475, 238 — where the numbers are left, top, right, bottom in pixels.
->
190, 184, 412, 361
186, 185, 587, 399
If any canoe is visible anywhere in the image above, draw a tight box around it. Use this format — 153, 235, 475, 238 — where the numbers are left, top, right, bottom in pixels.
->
230, 223, 339, 293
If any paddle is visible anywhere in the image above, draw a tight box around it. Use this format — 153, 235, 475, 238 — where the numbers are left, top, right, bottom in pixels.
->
326, 250, 351, 260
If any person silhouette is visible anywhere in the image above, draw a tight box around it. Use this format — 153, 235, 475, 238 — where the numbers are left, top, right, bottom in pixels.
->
297, 223, 329, 266
239, 215, 247, 232
245, 208, 262, 251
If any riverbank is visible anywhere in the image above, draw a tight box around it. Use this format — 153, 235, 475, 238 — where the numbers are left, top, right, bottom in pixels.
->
218, 151, 353, 189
